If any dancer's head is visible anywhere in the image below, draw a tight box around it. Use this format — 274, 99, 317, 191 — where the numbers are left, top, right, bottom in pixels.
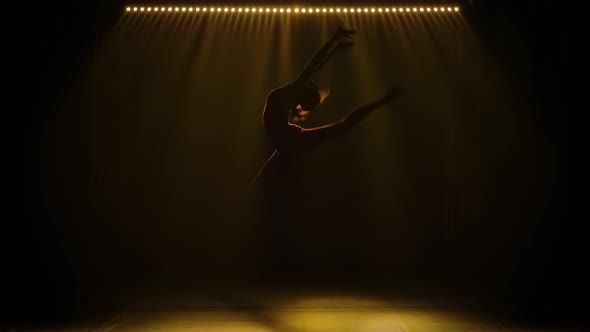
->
297, 80, 329, 110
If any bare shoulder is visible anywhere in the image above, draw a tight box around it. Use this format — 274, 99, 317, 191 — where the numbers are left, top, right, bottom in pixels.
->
267, 83, 294, 103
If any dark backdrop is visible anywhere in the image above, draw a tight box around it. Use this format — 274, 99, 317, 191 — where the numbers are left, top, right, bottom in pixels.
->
4, 0, 587, 326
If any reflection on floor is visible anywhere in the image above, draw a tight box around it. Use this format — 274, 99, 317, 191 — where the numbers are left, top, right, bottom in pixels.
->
8, 287, 585, 332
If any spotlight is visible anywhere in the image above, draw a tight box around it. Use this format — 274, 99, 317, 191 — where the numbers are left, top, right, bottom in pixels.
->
154, 7, 159, 12
420, 7, 424, 12
286, 8, 291, 13
448, 7, 452, 11
251, 8, 256, 12
385, 8, 389, 12
406, 8, 410, 12
280, 8, 284, 12
323, 8, 327, 13
231, 8, 235, 12
364, 8, 369, 13
434, 7, 438, 12
357, 8, 362, 13
336, 8, 341, 12
259, 8, 263, 12
441, 7, 446, 12
161, 7, 165, 11
265, 8, 270, 13
427, 8, 431, 12
273, 8, 277, 12
126, 7, 130, 12
140, 7, 144, 11
343, 8, 347, 12
329, 8, 334, 12
302, 8, 306, 13
392, 8, 396, 12
308, 8, 313, 13
203, 7, 207, 12
316, 8, 320, 13
218, 8, 222, 12
224, 8, 228, 12
294, 8, 299, 13
238, 8, 242, 12
181, 7, 185, 12
455, 7, 460, 12
167, 7, 172, 12
174, 7, 178, 12
244, 8, 249, 12
378, 8, 382, 12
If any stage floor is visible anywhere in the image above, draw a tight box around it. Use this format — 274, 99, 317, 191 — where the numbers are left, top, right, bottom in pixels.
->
7, 284, 586, 332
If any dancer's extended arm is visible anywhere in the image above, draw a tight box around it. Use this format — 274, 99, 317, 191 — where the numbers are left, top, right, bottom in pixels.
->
300, 87, 404, 148
293, 24, 355, 86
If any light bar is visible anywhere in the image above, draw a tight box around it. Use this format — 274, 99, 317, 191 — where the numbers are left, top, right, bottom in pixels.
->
125, 5, 461, 14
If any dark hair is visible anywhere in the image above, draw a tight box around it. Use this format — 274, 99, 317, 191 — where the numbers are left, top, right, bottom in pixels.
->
299, 80, 321, 110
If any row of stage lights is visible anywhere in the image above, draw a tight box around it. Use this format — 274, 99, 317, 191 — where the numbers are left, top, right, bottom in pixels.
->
126, 6, 461, 14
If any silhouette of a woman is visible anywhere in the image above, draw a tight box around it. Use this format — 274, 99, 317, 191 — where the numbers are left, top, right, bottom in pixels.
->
253, 24, 403, 183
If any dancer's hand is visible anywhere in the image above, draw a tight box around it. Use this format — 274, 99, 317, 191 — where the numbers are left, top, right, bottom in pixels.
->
380, 86, 404, 103
335, 22, 356, 40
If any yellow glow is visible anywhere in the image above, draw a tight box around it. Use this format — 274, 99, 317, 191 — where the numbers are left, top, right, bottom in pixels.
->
455, 7, 460, 11
126, 7, 130, 11
167, 7, 172, 12
251, 8, 256, 12
322, 8, 327, 13
329, 8, 334, 12
286, 8, 291, 13
280, 8, 284, 12
441, 7, 446, 12
357, 8, 362, 13
427, 8, 431, 12
217, 8, 222, 12
259, 7, 263, 12
154, 7, 159, 12
140, 7, 144, 11
174, 7, 178, 12
265, 8, 270, 13
181, 7, 185, 12
238, 8, 242, 12
392, 8, 396, 12
224, 8, 228, 12
294, 8, 299, 13
301, 8, 306, 13
378, 8, 382, 12
203, 7, 207, 12
231, 8, 234, 12
161, 7, 165, 11
434, 7, 438, 12
448, 7, 452, 11
406, 8, 410, 12
315, 8, 319, 13
308, 8, 313, 13
420, 7, 424, 12
343, 8, 347, 12
385, 8, 389, 12
273, 8, 277, 12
